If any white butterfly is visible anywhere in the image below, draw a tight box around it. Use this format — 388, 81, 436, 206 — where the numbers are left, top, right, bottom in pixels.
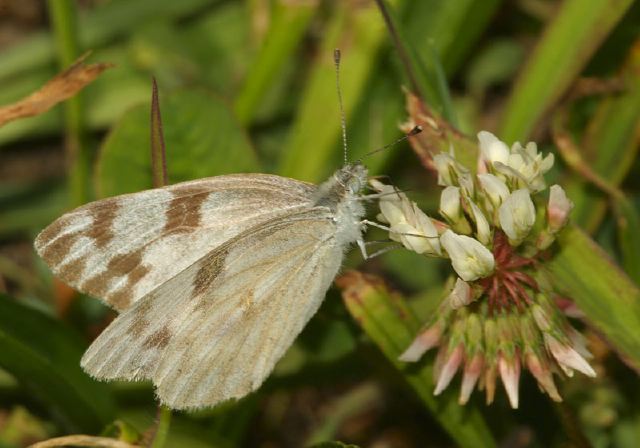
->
34, 164, 369, 409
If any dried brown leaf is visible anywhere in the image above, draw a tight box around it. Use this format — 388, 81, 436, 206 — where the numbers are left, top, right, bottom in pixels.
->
401, 91, 478, 172
0, 54, 113, 128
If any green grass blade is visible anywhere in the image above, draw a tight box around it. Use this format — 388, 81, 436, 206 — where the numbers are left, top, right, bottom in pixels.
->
614, 197, 640, 285
499, 0, 634, 142
0, 295, 116, 432
548, 226, 640, 372
338, 272, 496, 448
235, 0, 318, 125
47, 0, 89, 207
565, 44, 640, 232
374, 0, 457, 123
277, 2, 400, 182
403, 0, 502, 76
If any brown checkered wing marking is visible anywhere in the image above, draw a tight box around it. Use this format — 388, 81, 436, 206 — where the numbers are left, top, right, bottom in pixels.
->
80, 208, 344, 409
34, 174, 316, 311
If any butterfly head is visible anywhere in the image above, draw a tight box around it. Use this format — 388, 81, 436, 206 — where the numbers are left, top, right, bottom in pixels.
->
336, 161, 368, 195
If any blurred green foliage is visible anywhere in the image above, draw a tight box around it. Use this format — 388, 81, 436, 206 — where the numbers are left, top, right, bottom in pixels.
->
0, 0, 639, 446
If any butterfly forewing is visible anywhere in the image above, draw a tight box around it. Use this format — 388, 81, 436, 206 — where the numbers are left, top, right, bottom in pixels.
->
81, 208, 342, 409
35, 174, 316, 311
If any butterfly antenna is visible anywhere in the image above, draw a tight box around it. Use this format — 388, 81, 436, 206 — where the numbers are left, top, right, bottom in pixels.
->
365, 125, 423, 157
334, 49, 348, 165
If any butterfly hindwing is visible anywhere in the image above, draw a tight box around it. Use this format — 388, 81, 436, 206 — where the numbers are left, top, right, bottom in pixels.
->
81, 208, 343, 409
34, 174, 315, 311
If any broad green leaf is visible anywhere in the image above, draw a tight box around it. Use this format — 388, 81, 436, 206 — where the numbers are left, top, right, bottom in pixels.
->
97, 89, 259, 197
0, 295, 115, 432
549, 226, 640, 371
499, 0, 634, 142
0, 0, 218, 80
338, 272, 496, 448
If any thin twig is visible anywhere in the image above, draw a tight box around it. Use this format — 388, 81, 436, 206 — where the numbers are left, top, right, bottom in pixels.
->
552, 108, 624, 200
373, 0, 423, 99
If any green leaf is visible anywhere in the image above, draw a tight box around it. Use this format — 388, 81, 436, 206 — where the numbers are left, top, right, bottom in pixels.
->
338, 272, 496, 448
499, 0, 634, 142
549, 226, 640, 371
0, 0, 218, 80
0, 295, 115, 432
97, 89, 259, 197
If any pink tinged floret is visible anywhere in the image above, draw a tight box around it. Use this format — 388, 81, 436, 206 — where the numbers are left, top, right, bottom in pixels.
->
399, 323, 442, 362
525, 351, 562, 402
498, 354, 521, 409
434, 344, 464, 395
459, 353, 484, 405
545, 334, 596, 378
484, 363, 498, 405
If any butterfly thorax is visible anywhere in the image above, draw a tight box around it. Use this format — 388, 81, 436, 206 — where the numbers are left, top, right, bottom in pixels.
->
312, 162, 367, 247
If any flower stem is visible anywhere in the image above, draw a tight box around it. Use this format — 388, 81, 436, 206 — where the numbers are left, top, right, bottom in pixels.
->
47, 0, 88, 206
150, 406, 172, 448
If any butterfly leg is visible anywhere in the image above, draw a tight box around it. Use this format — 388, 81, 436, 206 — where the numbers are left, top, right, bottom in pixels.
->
366, 243, 402, 259
359, 219, 392, 232
357, 237, 369, 260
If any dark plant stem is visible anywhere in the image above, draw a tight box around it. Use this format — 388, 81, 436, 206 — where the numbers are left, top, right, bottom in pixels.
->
150, 78, 168, 188
373, 0, 423, 99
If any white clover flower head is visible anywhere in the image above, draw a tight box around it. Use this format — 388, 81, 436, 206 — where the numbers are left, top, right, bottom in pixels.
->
375, 129, 593, 407
498, 189, 536, 246
440, 230, 495, 281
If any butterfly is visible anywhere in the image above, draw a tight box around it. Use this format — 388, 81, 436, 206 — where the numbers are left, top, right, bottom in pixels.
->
34, 163, 369, 409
